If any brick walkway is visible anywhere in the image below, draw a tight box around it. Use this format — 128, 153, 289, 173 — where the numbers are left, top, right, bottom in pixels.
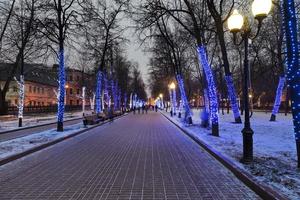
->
0, 112, 260, 200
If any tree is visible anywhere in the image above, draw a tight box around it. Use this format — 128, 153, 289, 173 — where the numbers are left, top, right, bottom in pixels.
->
135, 0, 219, 135
0, 0, 16, 114
282, 0, 300, 168
38, 0, 78, 131
206, 0, 242, 123
79, 0, 129, 114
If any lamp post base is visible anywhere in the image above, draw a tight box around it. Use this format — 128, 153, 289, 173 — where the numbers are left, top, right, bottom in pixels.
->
296, 140, 300, 168
18, 118, 22, 127
241, 127, 254, 163
57, 122, 64, 132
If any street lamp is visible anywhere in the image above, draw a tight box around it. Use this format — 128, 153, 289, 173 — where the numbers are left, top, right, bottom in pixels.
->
227, 0, 272, 163
65, 84, 69, 106
169, 82, 176, 116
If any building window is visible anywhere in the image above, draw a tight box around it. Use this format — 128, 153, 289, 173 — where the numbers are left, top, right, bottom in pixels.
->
70, 100, 73, 105
15, 99, 18, 105
70, 88, 73, 95
33, 87, 36, 93
77, 89, 80, 95
77, 100, 79, 105
13, 86, 18, 92
29, 101, 32, 106
42, 88, 44, 94
69, 75, 73, 82
29, 86, 32, 93
37, 87, 40, 93
76, 76, 80, 81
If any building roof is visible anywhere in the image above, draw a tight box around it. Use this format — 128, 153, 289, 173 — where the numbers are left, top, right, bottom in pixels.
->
0, 63, 57, 87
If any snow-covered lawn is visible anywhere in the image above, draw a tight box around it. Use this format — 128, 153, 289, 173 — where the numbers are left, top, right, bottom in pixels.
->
0, 111, 83, 132
163, 109, 300, 199
0, 123, 87, 161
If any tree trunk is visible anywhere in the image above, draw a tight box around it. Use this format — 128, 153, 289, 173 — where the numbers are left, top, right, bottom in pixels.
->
270, 76, 286, 121
197, 45, 219, 136
282, 0, 300, 168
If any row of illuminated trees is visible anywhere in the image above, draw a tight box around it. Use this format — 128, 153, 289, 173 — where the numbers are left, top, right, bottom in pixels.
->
0, 0, 147, 130
136, 0, 300, 167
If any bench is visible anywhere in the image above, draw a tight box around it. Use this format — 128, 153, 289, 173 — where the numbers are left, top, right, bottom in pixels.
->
83, 114, 101, 126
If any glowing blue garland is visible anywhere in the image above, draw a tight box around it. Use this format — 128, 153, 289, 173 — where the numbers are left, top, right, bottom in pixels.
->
282, 0, 300, 140
118, 88, 121, 110
197, 45, 219, 125
225, 75, 241, 120
176, 74, 192, 122
104, 74, 109, 107
272, 77, 286, 116
95, 71, 103, 114
172, 88, 177, 114
124, 92, 127, 110
57, 49, 65, 124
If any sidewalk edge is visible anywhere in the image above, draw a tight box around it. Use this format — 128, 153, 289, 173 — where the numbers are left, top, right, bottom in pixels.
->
160, 112, 287, 200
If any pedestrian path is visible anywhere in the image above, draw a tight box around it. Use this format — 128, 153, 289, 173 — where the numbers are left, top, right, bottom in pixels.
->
0, 112, 260, 199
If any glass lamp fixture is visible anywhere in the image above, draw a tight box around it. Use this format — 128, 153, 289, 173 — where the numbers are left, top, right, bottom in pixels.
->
159, 94, 163, 98
252, 0, 272, 20
228, 9, 244, 33
169, 82, 176, 90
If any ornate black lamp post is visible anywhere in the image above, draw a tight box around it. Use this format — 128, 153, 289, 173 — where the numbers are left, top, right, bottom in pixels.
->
227, 0, 272, 163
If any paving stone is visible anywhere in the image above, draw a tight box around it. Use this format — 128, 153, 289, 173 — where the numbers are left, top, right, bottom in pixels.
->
0, 112, 260, 199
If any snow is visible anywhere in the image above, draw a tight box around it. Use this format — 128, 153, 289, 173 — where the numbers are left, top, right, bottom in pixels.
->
162, 109, 300, 199
0, 123, 86, 161
0, 111, 83, 132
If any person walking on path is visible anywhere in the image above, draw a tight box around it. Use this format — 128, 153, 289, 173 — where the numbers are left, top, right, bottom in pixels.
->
133, 106, 136, 114
145, 104, 148, 114
142, 104, 145, 114
155, 105, 158, 112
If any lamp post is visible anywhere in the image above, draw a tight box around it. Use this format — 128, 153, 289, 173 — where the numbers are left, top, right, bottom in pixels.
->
65, 84, 69, 106
169, 82, 176, 117
227, 0, 272, 163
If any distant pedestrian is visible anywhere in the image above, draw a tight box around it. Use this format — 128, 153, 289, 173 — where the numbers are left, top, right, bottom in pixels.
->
145, 105, 148, 114
155, 105, 158, 112
138, 107, 141, 114
133, 106, 136, 114
142, 104, 145, 114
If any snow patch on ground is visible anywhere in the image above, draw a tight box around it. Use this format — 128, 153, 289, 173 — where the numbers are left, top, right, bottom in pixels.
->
0, 123, 86, 161
163, 109, 300, 199
0, 111, 83, 132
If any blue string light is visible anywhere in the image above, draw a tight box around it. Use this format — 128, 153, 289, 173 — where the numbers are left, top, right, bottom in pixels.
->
104, 74, 109, 107
176, 74, 192, 122
272, 77, 286, 116
172, 88, 177, 114
225, 75, 241, 121
57, 49, 65, 124
95, 71, 103, 114
282, 0, 300, 140
197, 45, 219, 126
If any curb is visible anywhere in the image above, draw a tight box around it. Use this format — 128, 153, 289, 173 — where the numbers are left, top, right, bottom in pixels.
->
160, 112, 287, 200
0, 117, 82, 135
0, 113, 128, 167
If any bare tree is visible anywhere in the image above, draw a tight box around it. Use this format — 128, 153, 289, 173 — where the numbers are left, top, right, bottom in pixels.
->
38, 0, 78, 131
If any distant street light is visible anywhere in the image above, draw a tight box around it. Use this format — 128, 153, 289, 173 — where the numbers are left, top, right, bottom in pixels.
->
169, 82, 176, 116
227, 0, 272, 163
